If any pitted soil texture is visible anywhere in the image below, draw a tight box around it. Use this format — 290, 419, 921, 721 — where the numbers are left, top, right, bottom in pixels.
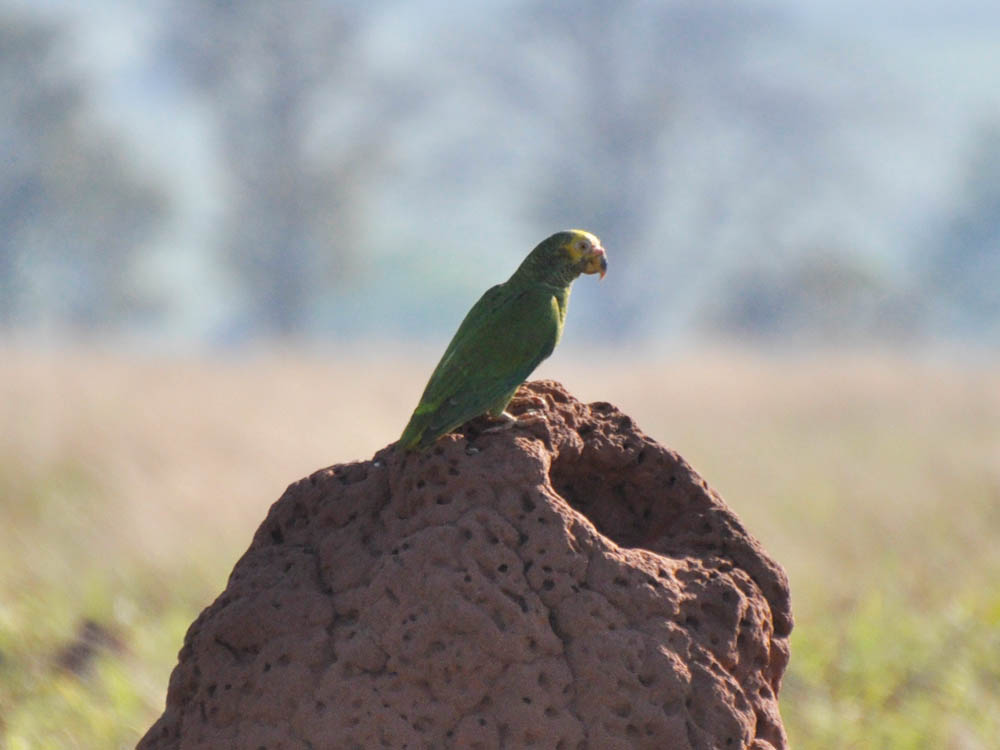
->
140, 380, 792, 750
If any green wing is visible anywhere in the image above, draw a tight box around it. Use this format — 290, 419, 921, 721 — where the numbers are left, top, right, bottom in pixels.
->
399, 282, 563, 450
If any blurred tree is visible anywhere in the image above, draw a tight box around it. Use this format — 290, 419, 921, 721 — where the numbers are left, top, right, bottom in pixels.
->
0, 11, 167, 331
705, 249, 924, 343
460, 0, 825, 337
160, 0, 415, 337
924, 124, 1000, 342
444, 0, 891, 342
511, 1, 775, 231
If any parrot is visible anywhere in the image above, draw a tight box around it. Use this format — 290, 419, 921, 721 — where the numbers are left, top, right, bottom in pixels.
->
399, 229, 608, 451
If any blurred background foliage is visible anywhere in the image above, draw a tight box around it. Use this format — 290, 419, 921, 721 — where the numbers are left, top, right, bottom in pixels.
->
1, 0, 997, 349
1, 1, 999, 748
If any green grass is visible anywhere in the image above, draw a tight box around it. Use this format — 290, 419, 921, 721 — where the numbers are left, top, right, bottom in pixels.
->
1, 347, 997, 748
785, 585, 1000, 749
0, 457, 227, 749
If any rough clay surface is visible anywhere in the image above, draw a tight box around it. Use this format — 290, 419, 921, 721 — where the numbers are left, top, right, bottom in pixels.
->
140, 381, 792, 750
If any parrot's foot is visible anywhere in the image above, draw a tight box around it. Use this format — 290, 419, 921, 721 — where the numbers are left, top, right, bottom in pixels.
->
482, 409, 549, 434
512, 409, 548, 427
512, 394, 548, 411
510, 394, 549, 426
482, 411, 518, 433
482, 405, 549, 436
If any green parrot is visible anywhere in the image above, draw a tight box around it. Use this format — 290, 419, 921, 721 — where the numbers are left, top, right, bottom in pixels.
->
399, 229, 608, 451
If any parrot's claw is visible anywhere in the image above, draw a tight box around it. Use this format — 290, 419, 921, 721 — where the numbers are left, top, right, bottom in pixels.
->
482, 411, 518, 433
482, 408, 549, 435
513, 394, 548, 411
513, 409, 548, 428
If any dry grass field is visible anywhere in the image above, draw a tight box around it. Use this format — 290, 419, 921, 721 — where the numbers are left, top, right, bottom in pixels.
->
2, 345, 998, 748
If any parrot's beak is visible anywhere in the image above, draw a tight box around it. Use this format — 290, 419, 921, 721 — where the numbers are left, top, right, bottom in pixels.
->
582, 246, 608, 280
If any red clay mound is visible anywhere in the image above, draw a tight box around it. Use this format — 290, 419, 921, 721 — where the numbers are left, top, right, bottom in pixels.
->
140, 380, 792, 749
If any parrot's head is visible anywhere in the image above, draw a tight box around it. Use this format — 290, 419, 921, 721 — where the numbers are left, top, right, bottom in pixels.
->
563, 229, 608, 280
523, 229, 608, 285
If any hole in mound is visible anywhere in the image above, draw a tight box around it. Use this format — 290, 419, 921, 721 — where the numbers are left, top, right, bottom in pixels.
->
548, 444, 685, 550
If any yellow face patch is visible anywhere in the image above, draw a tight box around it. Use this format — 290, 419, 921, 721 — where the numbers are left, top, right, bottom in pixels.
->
563, 229, 602, 262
